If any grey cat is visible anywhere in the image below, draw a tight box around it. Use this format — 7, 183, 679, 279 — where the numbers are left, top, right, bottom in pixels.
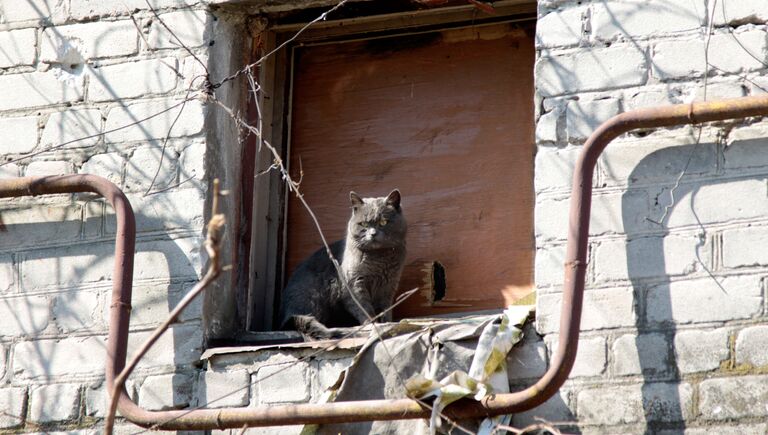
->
278, 190, 407, 340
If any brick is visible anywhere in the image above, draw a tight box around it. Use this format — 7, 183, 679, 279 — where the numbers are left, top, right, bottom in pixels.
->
566, 98, 621, 142
41, 108, 102, 149
29, 383, 80, 423
536, 47, 648, 97
612, 333, 669, 376
533, 145, 579, 192
0, 254, 11, 293
535, 244, 566, 288
25, 160, 72, 176
125, 145, 179, 192
106, 188, 205, 234
725, 121, 768, 170
41, 20, 138, 62
52, 290, 100, 331
85, 381, 105, 417
0, 164, 19, 178
88, 58, 178, 102
535, 192, 647, 241
80, 152, 123, 185
713, 0, 768, 26
507, 341, 547, 380
664, 178, 768, 228
128, 324, 203, 369
511, 389, 574, 427
599, 127, 718, 186
652, 38, 705, 80
148, 10, 210, 49
735, 325, 768, 367
179, 141, 206, 182
0, 205, 81, 249
21, 242, 115, 290
708, 30, 768, 74
699, 375, 768, 420
624, 87, 679, 110
133, 238, 202, 282
0, 295, 50, 337
673, 328, 729, 373
592, 0, 705, 41
535, 107, 561, 144
14, 335, 105, 379
647, 276, 762, 325
537, 288, 635, 334
0, 28, 36, 68
0, 387, 26, 428
0, 115, 38, 155
690, 80, 746, 101
642, 382, 695, 423
0, 0, 67, 24
104, 99, 205, 143
112, 283, 202, 327
139, 372, 194, 411
70, 0, 199, 20
547, 335, 606, 377
199, 370, 249, 408
256, 362, 310, 404
535, 5, 586, 48
315, 357, 352, 395
0, 72, 83, 111
723, 226, 768, 268
593, 235, 708, 283
577, 384, 644, 425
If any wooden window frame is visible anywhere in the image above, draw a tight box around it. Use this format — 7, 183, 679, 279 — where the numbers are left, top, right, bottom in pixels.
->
244, 0, 537, 333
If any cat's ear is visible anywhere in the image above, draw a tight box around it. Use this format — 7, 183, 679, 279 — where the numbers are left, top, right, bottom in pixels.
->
350, 191, 364, 209
385, 189, 401, 210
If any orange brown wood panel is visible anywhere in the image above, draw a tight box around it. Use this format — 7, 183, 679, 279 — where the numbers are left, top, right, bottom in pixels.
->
286, 23, 535, 318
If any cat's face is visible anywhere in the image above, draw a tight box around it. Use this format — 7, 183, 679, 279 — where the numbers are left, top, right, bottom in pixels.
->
347, 189, 406, 251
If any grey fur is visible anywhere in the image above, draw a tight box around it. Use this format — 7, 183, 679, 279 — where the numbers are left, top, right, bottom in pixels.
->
277, 190, 407, 340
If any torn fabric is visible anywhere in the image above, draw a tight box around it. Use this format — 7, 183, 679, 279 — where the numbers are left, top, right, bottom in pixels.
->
310, 306, 534, 435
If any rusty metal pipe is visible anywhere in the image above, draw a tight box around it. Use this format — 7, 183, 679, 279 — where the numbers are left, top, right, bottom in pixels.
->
5, 94, 768, 430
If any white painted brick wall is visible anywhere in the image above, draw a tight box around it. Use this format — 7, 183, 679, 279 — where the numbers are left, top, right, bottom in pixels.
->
533, 1, 768, 432
88, 57, 179, 102
590, 0, 705, 41
41, 108, 102, 149
40, 20, 139, 62
536, 46, 648, 97
0, 71, 84, 111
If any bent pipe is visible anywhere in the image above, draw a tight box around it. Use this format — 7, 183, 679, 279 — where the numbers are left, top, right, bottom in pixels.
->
5, 94, 768, 430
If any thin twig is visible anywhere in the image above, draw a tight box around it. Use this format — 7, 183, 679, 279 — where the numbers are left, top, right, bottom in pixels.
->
105, 179, 227, 435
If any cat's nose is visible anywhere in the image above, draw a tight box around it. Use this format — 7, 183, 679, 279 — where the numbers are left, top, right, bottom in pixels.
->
367, 228, 377, 237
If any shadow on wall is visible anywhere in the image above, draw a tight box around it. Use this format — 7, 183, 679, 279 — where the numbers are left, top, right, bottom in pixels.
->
618, 134, 767, 433
0, 192, 205, 415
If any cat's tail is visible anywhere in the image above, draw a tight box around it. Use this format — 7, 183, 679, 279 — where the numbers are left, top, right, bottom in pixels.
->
290, 315, 349, 341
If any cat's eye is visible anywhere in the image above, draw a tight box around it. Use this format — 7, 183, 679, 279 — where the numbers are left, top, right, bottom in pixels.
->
379, 218, 388, 226
360, 222, 369, 228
